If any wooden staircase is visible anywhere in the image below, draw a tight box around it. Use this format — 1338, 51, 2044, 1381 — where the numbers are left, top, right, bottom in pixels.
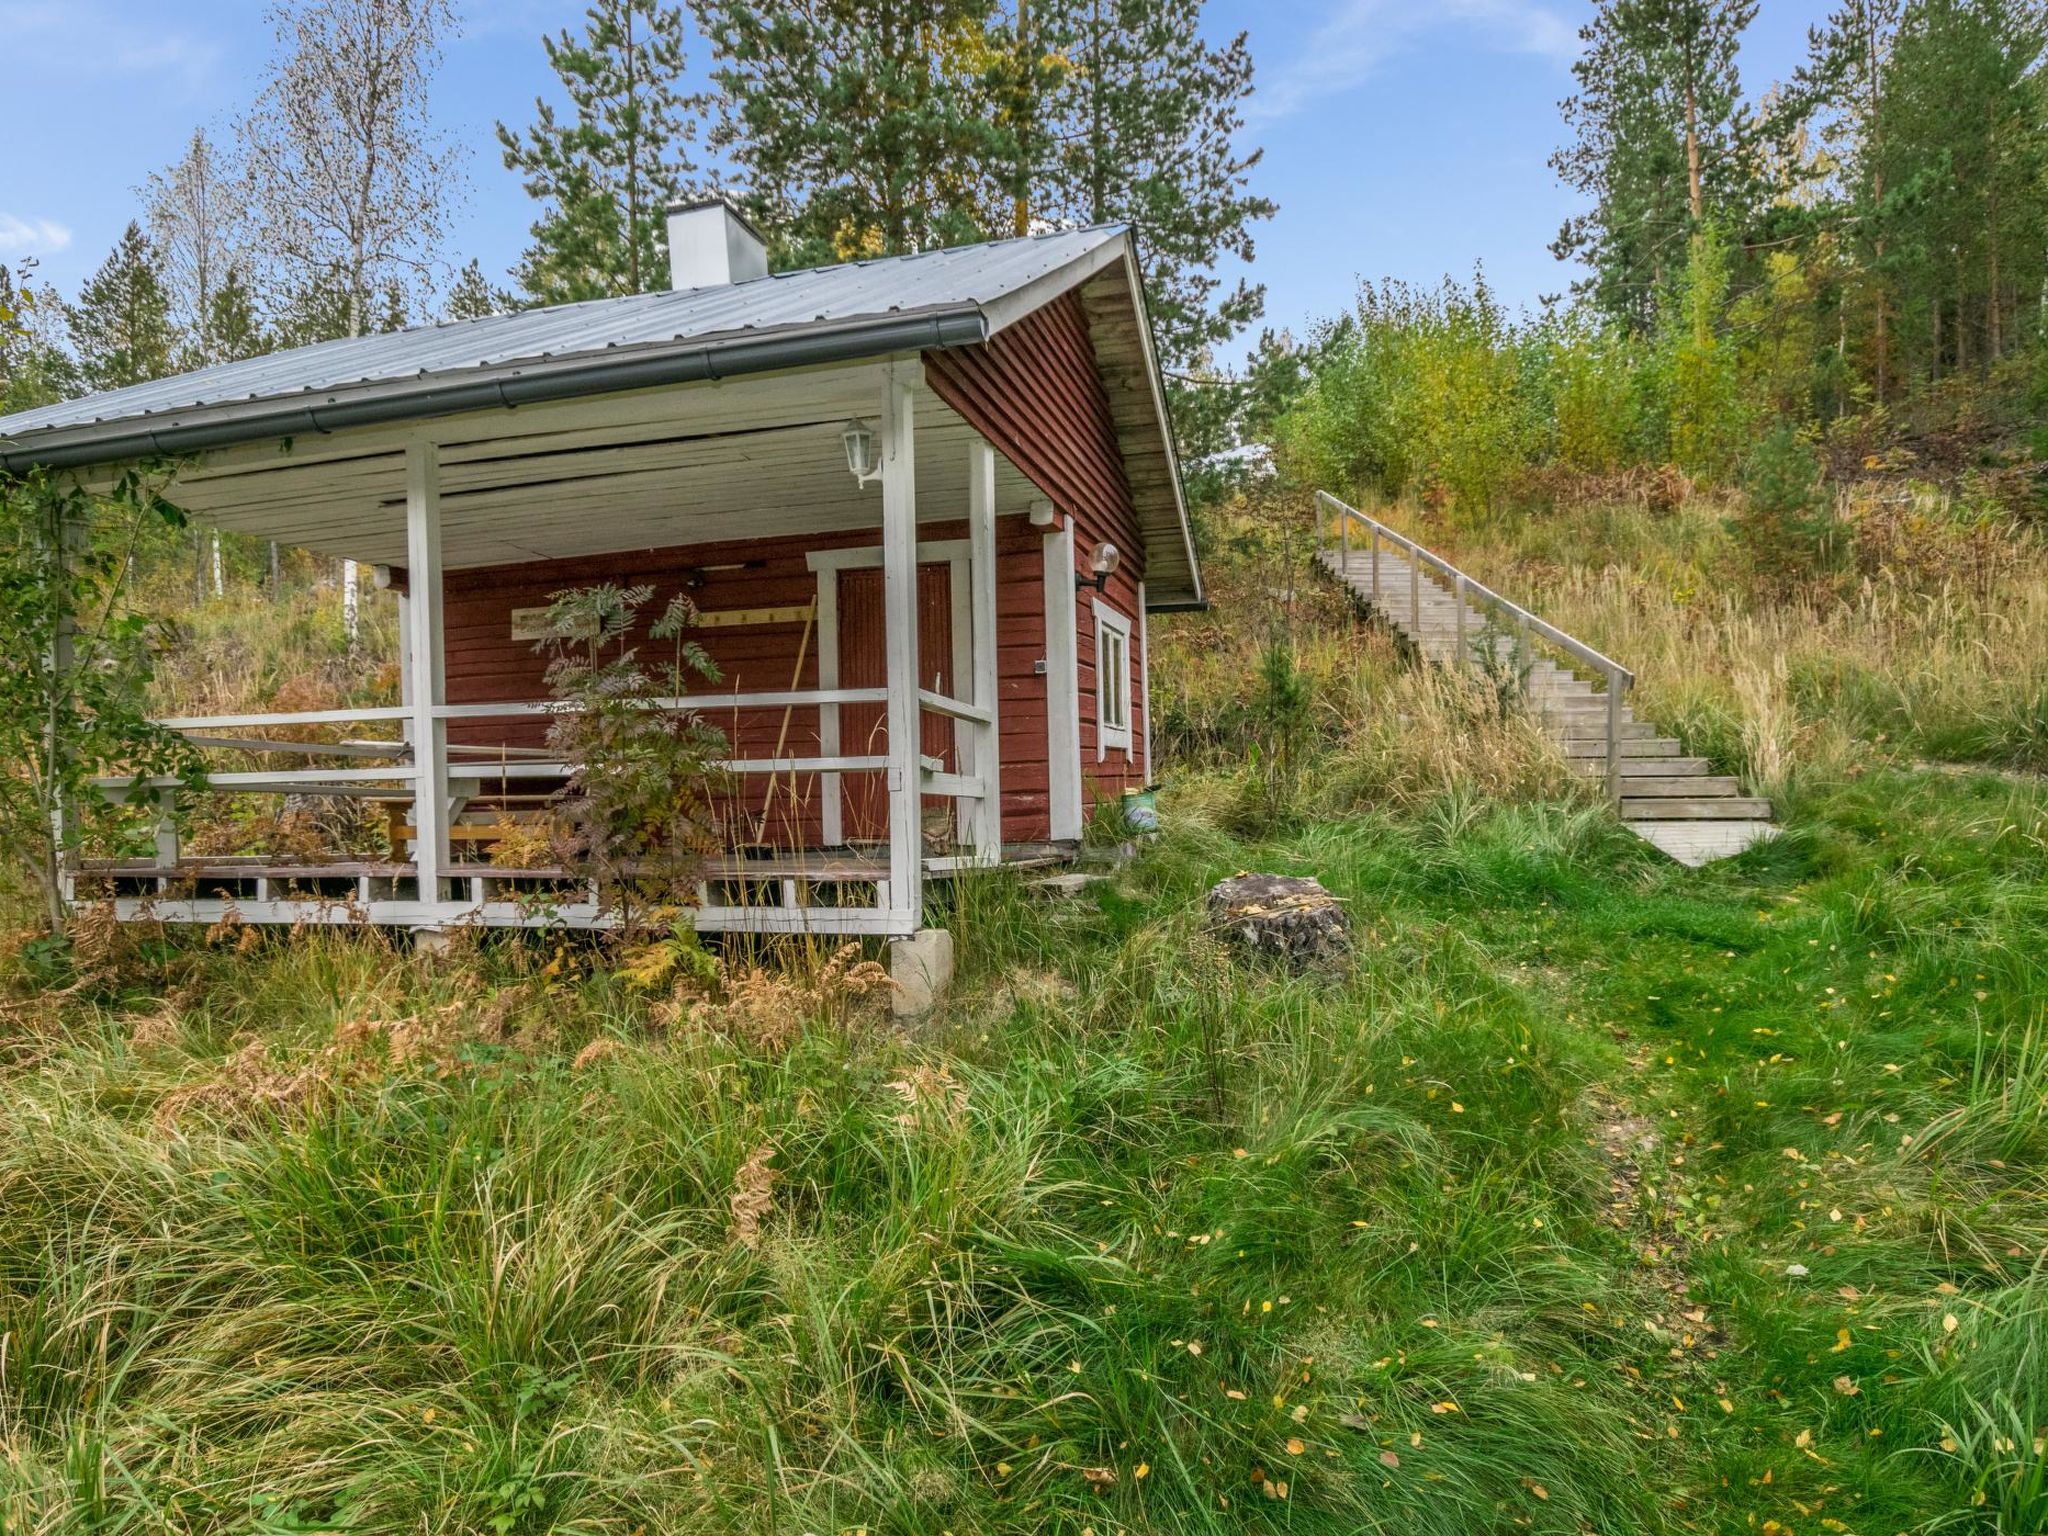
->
1315, 493, 1778, 866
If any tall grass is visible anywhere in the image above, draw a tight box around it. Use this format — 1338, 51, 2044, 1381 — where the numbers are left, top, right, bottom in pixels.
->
1345, 487, 2048, 799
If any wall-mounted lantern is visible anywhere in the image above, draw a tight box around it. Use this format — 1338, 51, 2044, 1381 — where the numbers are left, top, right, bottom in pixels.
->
1077, 540, 1121, 593
841, 418, 883, 487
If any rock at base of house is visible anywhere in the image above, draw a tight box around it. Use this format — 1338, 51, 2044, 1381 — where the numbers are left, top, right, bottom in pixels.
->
1205, 874, 1351, 968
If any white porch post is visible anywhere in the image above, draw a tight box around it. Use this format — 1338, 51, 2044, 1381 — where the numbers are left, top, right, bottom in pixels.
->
880, 365, 923, 927
403, 440, 449, 905
967, 440, 1003, 864
1043, 517, 1083, 841
1137, 580, 1153, 781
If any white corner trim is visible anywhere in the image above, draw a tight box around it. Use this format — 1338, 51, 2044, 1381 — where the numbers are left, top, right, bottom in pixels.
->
1043, 520, 1082, 840
1137, 580, 1153, 780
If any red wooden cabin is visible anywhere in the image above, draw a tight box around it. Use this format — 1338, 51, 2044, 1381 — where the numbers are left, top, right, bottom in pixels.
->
0, 206, 1203, 959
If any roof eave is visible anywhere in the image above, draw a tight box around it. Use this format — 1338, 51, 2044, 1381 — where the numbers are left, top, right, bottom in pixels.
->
0, 306, 992, 476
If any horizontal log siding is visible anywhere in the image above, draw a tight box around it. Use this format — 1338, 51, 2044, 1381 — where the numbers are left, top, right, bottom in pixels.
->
924, 291, 1148, 810
439, 517, 1056, 847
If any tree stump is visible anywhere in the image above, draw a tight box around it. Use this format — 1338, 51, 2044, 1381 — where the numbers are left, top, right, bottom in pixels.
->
1205, 873, 1351, 968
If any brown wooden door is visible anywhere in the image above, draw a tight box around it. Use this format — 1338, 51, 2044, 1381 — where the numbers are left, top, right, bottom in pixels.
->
837, 563, 956, 844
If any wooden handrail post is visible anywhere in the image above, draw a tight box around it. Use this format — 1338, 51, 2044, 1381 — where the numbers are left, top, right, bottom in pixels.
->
1606, 676, 1624, 803
1454, 574, 1467, 669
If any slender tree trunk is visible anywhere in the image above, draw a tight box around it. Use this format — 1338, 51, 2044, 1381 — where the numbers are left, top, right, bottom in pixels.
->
1087, 0, 1108, 223
1866, 20, 1889, 402
1014, 0, 1032, 238
1684, 82, 1704, 226
1987, 185, 2002, 361
626, 2, 642, 293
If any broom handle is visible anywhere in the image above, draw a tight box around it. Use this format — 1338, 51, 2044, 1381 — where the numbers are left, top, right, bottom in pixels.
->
752, 598, 818, 841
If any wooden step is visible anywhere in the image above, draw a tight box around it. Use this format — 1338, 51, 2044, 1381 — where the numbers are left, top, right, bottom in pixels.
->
1562, 737, 1683, 758
1621, 797, 1774, 820
1551, 719, 1655, 740
1572, 756, 1711, 777
1612, 775, 1744, 797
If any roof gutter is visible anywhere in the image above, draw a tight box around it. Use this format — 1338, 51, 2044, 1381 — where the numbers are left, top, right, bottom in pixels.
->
0, 308, 992, 475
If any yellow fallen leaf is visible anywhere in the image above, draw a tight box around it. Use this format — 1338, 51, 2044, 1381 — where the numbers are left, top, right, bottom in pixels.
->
1429, 1401, 1459, 1414
1285, 1438, 1305, 1455
1719, 1398, 1734, 1414
1943, 1314, 1959, 1334
1530, 1483, 1550, 1501
1832, 1328, 1851, 1353
1450, 1102, 1464, 1113
1833, 1375, 1860, 1396
1134, 1462, 1149, 1480
1795, 1428, 1813, 1449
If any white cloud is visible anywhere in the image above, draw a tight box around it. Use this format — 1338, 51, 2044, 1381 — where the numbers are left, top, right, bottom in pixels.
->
0, 214, 74, 258
1254, 0, 1579, 122
0, 1, 222, 93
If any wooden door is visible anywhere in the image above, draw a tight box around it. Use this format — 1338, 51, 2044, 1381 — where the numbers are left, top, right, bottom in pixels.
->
837, 563, 956, 844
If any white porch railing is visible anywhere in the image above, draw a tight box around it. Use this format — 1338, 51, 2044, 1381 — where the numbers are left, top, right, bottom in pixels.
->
88, 681, 996, 936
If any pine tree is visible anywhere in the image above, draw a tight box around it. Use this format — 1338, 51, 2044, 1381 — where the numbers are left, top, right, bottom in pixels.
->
1798, 1, 1904, 399
70, 223, 178, 393
206, 265, 270, 363
689, 0, 1019, 264
1877, 0, 2048, 377
498, 1, 701, 303
1552, 0, 1760, 331
445, 258, 515, 320
1029, 0, 1274, 378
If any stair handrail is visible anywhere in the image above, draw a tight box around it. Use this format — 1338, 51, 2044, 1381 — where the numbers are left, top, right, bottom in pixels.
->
1315, 490, 1635, 801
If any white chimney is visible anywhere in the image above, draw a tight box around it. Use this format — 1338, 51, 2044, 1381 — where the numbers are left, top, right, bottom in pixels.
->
666, 198, 769, 290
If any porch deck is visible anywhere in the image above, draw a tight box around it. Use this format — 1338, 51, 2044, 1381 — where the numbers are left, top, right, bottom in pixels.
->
77, 843, 1074, 935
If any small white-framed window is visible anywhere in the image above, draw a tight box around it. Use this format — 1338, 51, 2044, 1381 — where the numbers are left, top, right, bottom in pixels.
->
1096, 604, 1133, 759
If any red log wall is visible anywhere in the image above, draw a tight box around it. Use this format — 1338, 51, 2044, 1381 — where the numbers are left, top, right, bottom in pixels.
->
924, 291, 1150, 802
440, 518, 1060, 845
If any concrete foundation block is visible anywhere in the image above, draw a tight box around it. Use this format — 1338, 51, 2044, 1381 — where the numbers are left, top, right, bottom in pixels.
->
889, 927, 956, 1017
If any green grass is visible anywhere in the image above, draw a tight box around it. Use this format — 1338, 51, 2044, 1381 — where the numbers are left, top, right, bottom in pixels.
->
5, 765, 2046, 1533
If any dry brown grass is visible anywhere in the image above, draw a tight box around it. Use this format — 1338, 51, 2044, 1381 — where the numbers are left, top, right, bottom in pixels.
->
1379, 484, 2048, 792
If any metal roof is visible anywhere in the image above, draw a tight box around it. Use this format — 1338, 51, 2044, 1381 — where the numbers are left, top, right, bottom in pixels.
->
0, 225, 1127, 462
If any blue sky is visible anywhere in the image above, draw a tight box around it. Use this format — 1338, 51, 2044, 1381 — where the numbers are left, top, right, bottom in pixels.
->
1, 0, 1831, 358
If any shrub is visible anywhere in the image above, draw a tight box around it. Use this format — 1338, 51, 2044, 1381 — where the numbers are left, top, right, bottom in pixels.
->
1733, 420, 1837, 585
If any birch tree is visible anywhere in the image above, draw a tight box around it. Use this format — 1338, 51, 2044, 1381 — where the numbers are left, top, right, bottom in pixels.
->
143, 129, 262, 368
238, 0, 465, 644
239, 0, 466, 342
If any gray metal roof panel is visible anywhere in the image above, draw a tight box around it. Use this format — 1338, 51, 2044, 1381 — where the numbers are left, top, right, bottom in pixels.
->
0, 226, 1125, 440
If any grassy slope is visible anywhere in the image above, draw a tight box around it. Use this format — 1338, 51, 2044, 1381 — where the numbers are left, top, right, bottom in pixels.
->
5, 494, 2048, 1534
